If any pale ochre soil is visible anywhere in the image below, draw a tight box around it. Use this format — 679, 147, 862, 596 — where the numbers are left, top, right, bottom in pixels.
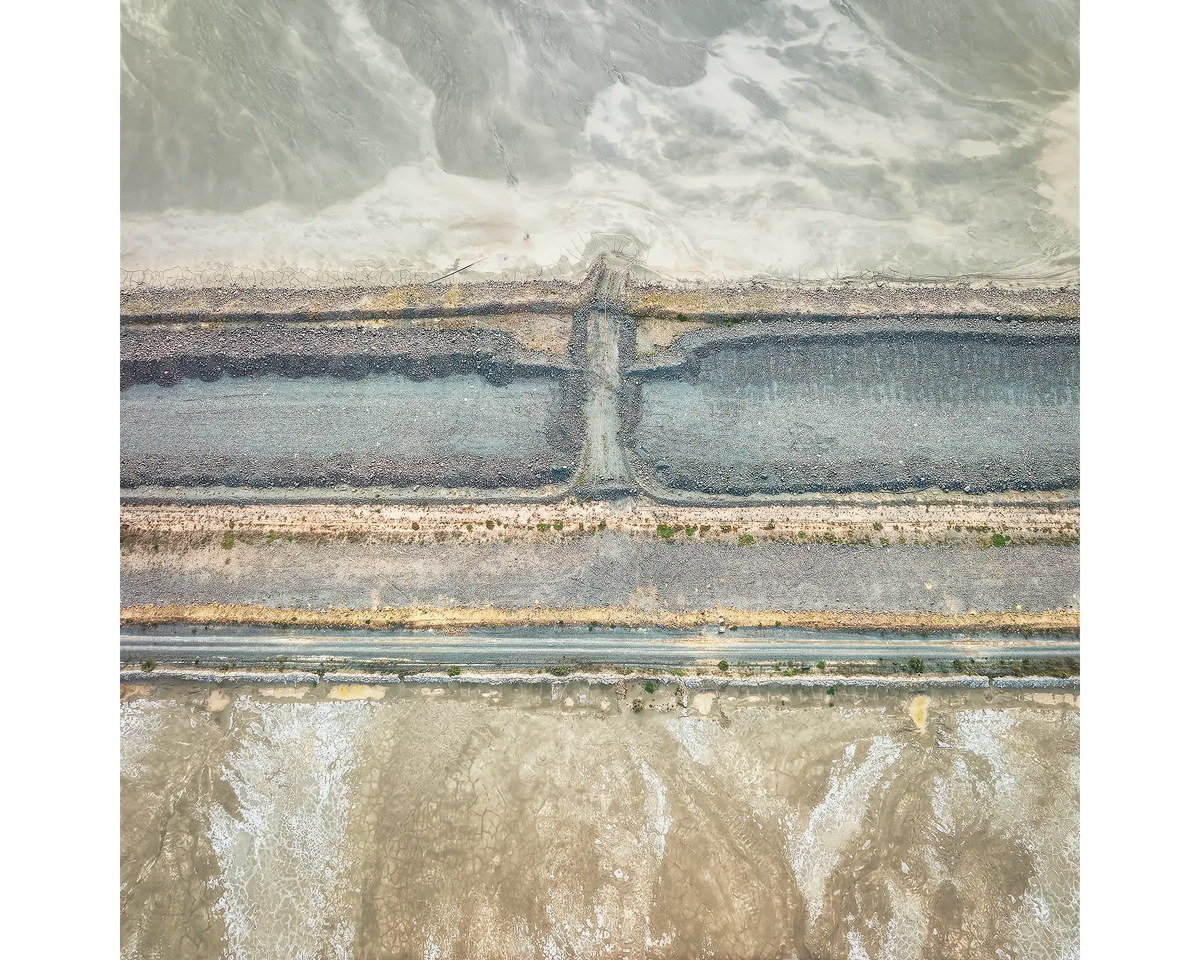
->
122, 278, 1078, 320
120, 278, 587, 316
625, 281, 1079, 320
120, 601, 1078, 634
409, 311, 573, 354
634, 314, 713, 355
121, 497, 1078, 549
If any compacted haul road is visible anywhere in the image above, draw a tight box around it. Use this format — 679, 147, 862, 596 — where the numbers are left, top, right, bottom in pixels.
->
120, 628, 1079, 670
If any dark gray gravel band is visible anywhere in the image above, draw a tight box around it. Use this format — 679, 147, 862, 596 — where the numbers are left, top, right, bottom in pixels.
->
631, 332, 1078, 493
121, 373, 582, 488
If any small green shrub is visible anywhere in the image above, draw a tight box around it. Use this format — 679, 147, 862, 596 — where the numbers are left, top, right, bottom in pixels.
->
717, 660, 729, 672
552, 521, 564, 531
140, 659, 156, 672
656, 523, 676, 539
548, 665, 570, 677
644, 681, 657, 694
908, 657, 925, 674
447, 666, 461, 677
991, 533, 1012, 548
220, 532, 235, 550
738, 534, 755, 546
816, 660, 826, 670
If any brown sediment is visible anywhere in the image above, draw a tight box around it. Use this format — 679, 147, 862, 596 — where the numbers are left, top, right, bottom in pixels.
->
635, 314, 712, 355
120, 602, 1078, 634
120, 277, 1079, 321
120, 279, 588, 319
624, 281, 1079, 320
411, 311, 573, 354
120, 497, 1079, 550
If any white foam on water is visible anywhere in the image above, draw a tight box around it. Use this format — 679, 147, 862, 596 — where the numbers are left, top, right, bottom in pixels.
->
846, 928, 871, 960
954, 709, 1019, 803
785, 735, 903, 922
881, 880, 928, 960
120, 0, 1077, 286
640, 761, 672, 865
120, 698, 176, 779
207, 698, 372, 960
665, 715, 720, 766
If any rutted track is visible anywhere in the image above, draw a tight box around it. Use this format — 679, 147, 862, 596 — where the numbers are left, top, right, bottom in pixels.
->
120, 628, 1080, 670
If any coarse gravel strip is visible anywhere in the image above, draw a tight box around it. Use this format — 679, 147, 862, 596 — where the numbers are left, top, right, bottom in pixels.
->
122, 534, 1078, 614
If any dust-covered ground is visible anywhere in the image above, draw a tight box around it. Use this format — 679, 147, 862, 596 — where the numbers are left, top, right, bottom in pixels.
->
122, 533, 1078, 614
121, 681, 1079, 959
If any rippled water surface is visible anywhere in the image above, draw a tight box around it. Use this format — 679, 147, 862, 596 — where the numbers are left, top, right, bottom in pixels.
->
121, 0, 1078, 284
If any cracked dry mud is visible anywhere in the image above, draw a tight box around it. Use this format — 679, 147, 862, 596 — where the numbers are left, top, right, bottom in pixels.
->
122, 684, 1078, 959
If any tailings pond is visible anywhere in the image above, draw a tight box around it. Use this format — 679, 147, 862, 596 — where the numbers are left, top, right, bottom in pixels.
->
122, 681, 1078, 960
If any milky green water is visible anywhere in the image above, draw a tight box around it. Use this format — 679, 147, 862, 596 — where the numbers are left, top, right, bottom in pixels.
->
121, 0, 1078, 285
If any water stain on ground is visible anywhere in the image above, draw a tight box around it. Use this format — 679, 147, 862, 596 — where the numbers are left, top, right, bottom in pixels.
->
909, 694, 931, 733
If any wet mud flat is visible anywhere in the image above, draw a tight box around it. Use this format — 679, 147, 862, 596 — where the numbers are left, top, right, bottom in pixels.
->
630, 331, 1079, 494
121, 681, 1078, 960
121, 533, 1078, 614
121, 371, 581, 488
